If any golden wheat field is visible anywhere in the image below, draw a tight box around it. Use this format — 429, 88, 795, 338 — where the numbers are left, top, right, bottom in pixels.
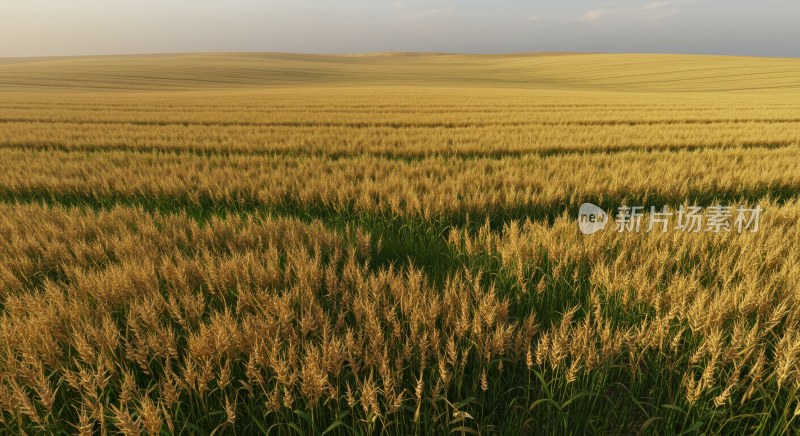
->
1, 52, 800, 434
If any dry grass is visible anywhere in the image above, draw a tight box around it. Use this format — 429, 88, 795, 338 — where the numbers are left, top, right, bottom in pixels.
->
0, 52, 799, 434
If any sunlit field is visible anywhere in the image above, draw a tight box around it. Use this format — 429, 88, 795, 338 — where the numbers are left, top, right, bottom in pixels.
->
1, 52, 800, 434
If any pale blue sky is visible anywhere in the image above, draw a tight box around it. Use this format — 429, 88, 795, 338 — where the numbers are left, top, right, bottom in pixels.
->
2, 0, 798, 57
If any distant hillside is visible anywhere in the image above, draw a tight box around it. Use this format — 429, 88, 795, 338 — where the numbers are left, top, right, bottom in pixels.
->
1, 52, 799, 92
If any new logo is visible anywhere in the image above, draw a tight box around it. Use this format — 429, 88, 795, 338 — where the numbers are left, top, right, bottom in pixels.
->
578, 203, 609, 235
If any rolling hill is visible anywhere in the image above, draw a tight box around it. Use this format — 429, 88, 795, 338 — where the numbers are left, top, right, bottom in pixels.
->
2, 52, 800, 92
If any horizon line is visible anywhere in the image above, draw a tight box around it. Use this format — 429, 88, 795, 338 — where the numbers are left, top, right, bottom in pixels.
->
2, 50, 799, 61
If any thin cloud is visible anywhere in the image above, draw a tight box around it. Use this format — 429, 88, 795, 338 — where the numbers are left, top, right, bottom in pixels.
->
645, 0, 694, 10
580, 9, 607, 22
398, 8, 446, 20
575, 1, 692, 23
